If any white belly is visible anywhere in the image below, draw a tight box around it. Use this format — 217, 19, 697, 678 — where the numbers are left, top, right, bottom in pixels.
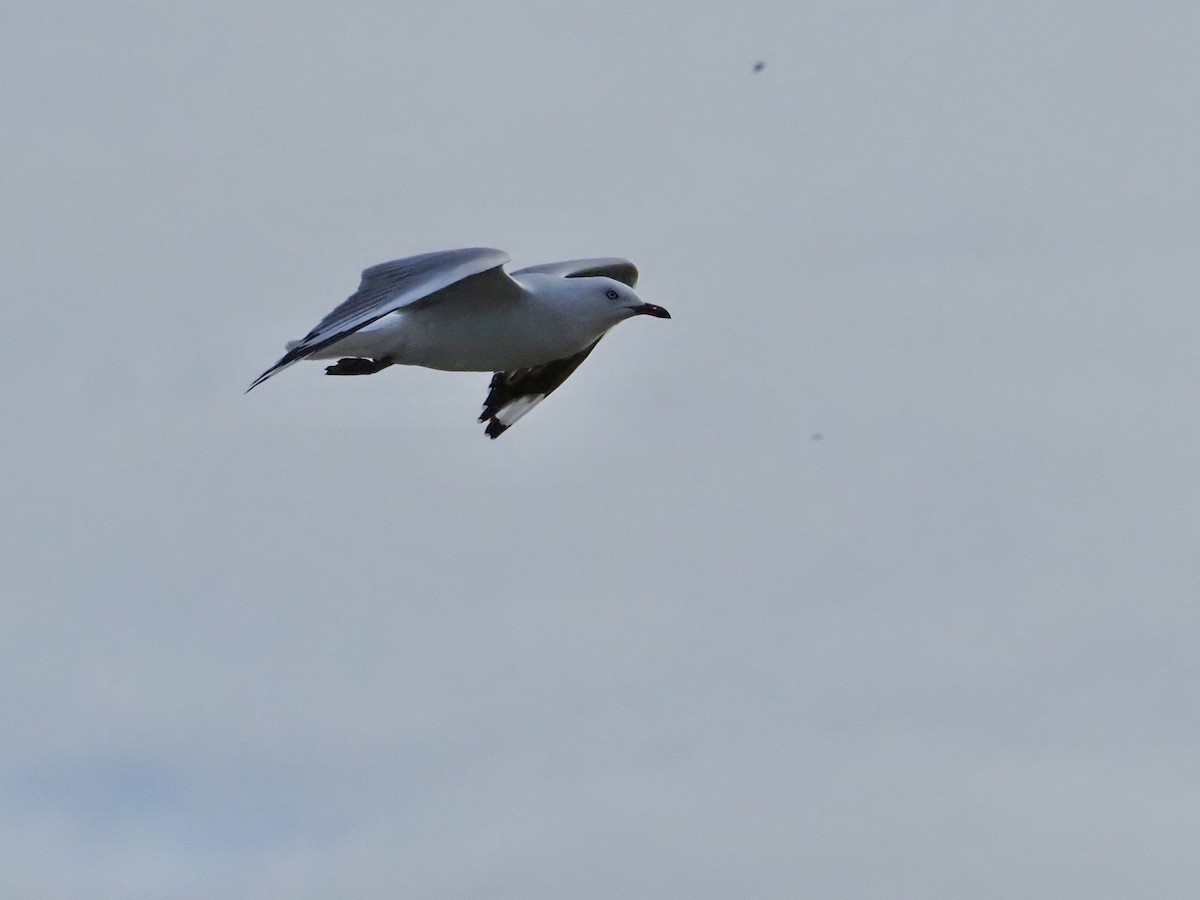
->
307, 301, 596, 372
303, 314, 408, 360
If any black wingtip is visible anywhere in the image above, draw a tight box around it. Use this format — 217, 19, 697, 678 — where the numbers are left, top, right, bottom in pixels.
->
244, 344, 314, 394
245, 367, 280, 394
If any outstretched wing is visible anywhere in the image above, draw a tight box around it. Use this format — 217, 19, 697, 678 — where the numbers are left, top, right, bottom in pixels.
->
510, 257, 638, 288
247, 247, 511, 391
479, 339, 603, 439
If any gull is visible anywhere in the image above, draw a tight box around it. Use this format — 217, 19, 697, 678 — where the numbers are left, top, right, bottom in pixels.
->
247, 248, 671, 438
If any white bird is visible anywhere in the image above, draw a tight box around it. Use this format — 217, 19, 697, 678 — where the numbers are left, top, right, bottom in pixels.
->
247, 248, 670, 438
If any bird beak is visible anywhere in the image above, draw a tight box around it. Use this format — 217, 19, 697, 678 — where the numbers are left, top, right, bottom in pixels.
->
630, 303, 671, 319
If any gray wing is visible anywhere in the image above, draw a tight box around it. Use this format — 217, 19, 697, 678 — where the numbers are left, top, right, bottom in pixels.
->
248, 247, 510, 391
478, 338, 603, 439
510, 257, 638, 288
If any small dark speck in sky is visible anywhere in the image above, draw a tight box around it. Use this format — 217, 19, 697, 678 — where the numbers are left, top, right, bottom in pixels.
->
811, 432, 823, 441
753, 61, 765, 72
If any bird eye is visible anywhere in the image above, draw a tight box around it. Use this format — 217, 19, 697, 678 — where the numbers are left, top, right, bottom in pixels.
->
606, 289, 619, 300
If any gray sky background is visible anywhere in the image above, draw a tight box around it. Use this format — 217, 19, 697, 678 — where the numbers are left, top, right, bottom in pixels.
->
3, 1, 1199, 897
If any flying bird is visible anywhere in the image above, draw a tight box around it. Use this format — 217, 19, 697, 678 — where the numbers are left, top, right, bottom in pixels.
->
247, 248, 671, 438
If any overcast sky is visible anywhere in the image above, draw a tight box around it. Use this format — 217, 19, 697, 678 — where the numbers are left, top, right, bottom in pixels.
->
3, 1, 1200, 897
